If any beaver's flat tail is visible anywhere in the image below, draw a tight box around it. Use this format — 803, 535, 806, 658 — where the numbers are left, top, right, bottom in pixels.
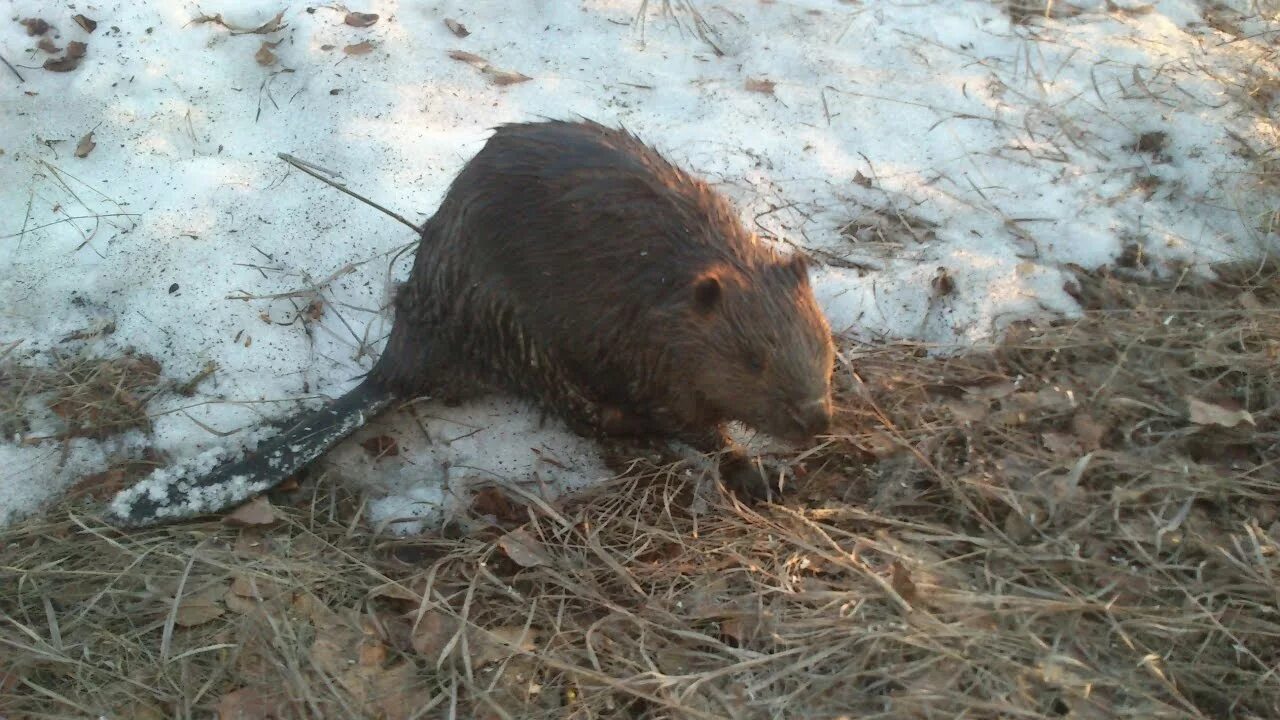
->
107, 381, 395, 528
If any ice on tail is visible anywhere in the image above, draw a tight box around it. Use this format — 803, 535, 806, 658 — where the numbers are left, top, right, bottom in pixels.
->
108, 381, 394, 527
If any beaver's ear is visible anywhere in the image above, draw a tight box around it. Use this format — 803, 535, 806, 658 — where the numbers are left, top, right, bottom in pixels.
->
782, 252, 811, 284
691, 271, 723, 314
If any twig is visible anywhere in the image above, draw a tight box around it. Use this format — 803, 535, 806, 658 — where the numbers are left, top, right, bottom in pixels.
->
277, 152, 421, 232
1, 51, 23, 83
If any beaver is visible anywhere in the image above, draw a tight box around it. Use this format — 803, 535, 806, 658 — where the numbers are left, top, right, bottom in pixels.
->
108, 119, 835, 528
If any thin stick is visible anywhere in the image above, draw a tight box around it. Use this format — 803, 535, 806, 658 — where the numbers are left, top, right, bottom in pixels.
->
1, 52, 23, 83
277, 152, 420, 232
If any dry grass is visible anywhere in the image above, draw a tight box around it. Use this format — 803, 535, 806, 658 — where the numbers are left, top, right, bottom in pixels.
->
0, 350, 162, 441
1, 263, 1277, 719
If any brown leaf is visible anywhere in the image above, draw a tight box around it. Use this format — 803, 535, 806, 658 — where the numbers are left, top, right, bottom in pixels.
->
931, 266, 955, 296
1238, 291, 1263, 311
215, 687, 277, 720
75, 131, 96, 158
43, 56, 82, 72
745, 77, 775, 94
409, 610, 460, 660
485, 68, 531, 86
237, 11, 286, 35
1187, 397, 1255, 428
230, 574, 286, 601
66, 41, 88, 59
360, 434, 400, 458
344, 12, 380, 28
1071, 412, 1106, 450
358, 637, 388, 667
223, 496, 277, 526
295, 592, 344, 630
1041, 431, 1081, 458
471, 625, 537, 667
310, 631, 353, 676
861, 429, 900, 459
344, 40, 376, 55
255, 42, 277, 66
191, 12, 227, 28
175, 590, 225, 627
22, 18, 51, 36
497, 528, 550, 567
370, 582, 420, 602
944, 398, 988, 424
444, 18, 470, 37
890, 561, 918, 604
471, 486, 525, 523
73, 14, 98, 33
448, 50, 488, 67
37, 37, 60, 54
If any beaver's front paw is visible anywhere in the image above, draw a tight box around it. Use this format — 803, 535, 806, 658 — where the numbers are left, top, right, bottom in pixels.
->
718, 451, 788, 503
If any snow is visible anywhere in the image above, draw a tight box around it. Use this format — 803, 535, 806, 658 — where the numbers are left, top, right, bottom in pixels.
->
1, 0, 1275, 530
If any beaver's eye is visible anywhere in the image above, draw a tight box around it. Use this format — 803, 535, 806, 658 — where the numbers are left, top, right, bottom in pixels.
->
745, 353, 765, 374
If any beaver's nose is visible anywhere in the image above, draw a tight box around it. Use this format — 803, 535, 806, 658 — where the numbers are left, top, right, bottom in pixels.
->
789, 397, 832, 438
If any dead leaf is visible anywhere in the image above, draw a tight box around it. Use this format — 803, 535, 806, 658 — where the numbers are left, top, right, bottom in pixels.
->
745, 77, 775, 94
860, 429, 900, 459
497, 528, 550, 568
890, 561, 918, 604
1041, 431, 1081, 458
370, 582, 420, 602
485, 67, 531, 86
446, 50, 532, 85
295, 592, 344, 630
931, 267, 955, 296
175, 588, 226, 627
944, 398, 988, 424
1187, 397, 1255, 428
471, 486, 525, 523
66, 41, 87, 59
472, 625, 537, 667
238, 11, 286, 35
255, 41, 278, 66
409, 610, 460, 660
444, 18, 470, 37
216, 686, 277, 720
44, 49, 85, 72
22, 18, 51, 36
344, 40, 375, 55
344, 12, 379, 28
223, 496, 277, 526
360, 434, 399, 458
37, 37, 60, 54
964, 381, 1017, 400
448, 50, 488, 67
1071, 412, 1106, 450
73, 14, 98, 33
75, 131, 96, 158
1239, 291, 1263, 311
230, 574, 286, 601
358, 637, 388, 667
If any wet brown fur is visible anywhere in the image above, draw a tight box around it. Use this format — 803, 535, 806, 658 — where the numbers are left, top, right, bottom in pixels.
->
371, 120, 835, 495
